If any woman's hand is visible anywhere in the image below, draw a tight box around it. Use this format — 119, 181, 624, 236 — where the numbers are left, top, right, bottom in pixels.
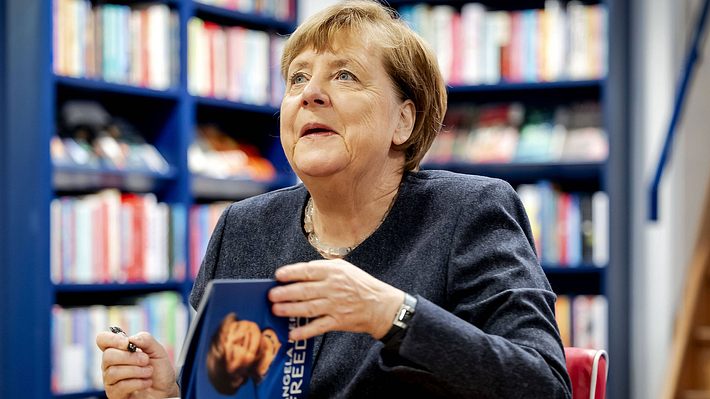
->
269, 259, 404, 341
96, 331, 179, 399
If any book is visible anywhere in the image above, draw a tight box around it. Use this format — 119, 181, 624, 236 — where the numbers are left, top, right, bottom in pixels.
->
592, 191, 609, 267
179, 279, 314, 399
572, 295, 608, 349
554, 295, 572, 347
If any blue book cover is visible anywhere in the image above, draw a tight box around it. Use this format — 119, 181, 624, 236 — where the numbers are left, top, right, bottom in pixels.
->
178, 279, 314, 399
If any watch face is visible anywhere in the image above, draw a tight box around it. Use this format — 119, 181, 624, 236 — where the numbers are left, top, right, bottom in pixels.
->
391, 294, 417, 330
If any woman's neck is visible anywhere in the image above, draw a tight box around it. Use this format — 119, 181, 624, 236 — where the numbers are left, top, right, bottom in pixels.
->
303, 168, 404, 250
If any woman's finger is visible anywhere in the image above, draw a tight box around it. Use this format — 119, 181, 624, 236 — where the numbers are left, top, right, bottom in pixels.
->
96, 331, 131, 352
101, 348, 150, 370
289, 316, 337, 341
269, 280, 328, 302
102, 364, 154, 386
128, 332, 168, 359
105, 377, 152, 397
272, 298, 330, 318
274, 262, 332, 282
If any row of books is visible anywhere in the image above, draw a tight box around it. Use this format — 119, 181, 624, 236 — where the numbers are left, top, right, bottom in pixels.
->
50, 190, 187, 284
517, 183, 608, 267
53, 0, 178, 90
196, 0, 296, 22
189, 202, 231, 278
51, 292, 188, 394
189, 124, 277, 181
399, 1, 607, 85
188, 17, 286, 106
423, 103, 607, 164
555, 295, 607, 350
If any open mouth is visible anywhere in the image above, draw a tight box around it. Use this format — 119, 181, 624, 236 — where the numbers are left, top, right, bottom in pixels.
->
300, 123, 336, 137
304, 127, 332, 135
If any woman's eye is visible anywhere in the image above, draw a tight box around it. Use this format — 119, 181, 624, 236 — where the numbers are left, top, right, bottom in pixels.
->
337, 71, 355, 81
291, 74, 307, 84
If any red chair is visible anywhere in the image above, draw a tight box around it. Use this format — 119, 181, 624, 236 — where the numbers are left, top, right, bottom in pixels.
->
564, 347, 608, 399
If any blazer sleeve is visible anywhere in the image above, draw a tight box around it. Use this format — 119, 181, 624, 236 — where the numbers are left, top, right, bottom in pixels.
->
380, 179, 572, 398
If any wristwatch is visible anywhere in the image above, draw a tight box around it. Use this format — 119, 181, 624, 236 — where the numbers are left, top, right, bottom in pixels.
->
381, 293, 417, 344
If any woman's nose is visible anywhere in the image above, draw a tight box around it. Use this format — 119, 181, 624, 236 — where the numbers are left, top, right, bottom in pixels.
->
301, 80, 330, 107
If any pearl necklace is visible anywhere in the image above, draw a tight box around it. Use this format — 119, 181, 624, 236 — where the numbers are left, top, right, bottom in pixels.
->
303, 195, 396, 259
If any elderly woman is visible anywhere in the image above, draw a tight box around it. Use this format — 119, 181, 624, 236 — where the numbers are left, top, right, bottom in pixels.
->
96, 1, 572, 398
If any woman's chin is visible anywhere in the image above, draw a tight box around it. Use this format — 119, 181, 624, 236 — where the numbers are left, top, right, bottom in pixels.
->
293, 156, 347, 178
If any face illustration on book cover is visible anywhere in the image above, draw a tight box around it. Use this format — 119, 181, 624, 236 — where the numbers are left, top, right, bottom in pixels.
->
206, 312, 283, 395
184, 280, 313, 399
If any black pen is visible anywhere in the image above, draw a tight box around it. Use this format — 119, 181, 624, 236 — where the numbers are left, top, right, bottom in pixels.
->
109, 326, 137, 352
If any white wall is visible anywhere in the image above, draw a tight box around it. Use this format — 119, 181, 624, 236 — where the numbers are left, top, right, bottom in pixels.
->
631, 0, 710, 398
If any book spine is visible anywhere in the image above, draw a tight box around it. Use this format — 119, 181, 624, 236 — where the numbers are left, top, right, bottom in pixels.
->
592, 191, 609, 266
50, 191, 178, 284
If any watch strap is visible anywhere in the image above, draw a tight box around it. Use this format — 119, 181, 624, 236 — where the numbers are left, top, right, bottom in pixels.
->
381, 293, 417, 344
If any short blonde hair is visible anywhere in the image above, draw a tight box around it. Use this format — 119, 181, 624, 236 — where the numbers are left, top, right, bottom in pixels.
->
280, 0, 447, 172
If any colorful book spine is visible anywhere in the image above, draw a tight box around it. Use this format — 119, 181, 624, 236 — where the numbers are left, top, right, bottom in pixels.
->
187, 17, 281, 106
397, 2, 608, 85
516, 183, 608, 267
189, 202, 231, 279
195, 0, 295, 21
52, 0, 178, 89
555, 294, 607, 350
50, 190, 184, 283
51, 292, 188, 394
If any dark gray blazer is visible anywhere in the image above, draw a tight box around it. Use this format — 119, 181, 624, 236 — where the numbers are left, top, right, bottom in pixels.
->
190, 170, 572, 398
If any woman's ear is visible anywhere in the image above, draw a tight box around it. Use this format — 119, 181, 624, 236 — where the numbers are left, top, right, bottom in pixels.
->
393, 100, 415, 146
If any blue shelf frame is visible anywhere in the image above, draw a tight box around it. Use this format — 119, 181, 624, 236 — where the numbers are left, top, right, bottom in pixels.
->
2, 0, 54, 397
192, 1, 296, 33
542, 265, 606, 296
191, 172, 295, 200
447, 79, 603, 94
54, 75, 181, 100
422, 161, 603, 184
387, 0, 603, 9
54, 281, 192, 307
53, 165, 178, 193
55, 281, 185, 294
446, 78, 602, 104
0, 0, 7, 396
193, 95, 281, 115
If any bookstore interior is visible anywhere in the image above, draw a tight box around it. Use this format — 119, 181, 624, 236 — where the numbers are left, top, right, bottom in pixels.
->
2, 0, 710, 398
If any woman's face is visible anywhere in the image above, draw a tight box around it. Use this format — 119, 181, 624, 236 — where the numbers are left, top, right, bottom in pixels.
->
280, 36, 413, 180
220, 318, 282, 387
222, 319, 261, 386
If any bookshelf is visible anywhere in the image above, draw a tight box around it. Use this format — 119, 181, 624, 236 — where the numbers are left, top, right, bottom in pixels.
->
1, 0, 297, 397
0, 1, 630, 399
